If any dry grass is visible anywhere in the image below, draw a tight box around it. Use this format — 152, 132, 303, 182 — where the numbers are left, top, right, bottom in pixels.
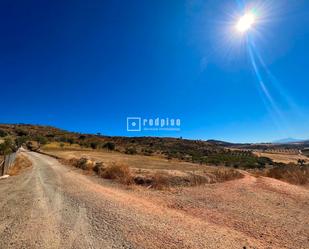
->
183, 168, 243, 186
42, 142, 86, 151
7, 154, 32, 176
210, 168, 244, 183
47, 149, 244, 189
132, 168, 243, 190
100, 163, 133, 185
151, 172, 170, 190
254, 151, 309, 164
61, 157, 133, 185
265, 165, 309, 185
61, 157, 95, 171
43, 149, 204, 171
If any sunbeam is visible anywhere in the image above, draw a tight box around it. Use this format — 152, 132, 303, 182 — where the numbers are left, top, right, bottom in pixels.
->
250, 40, 304, 119
229, 1, 298, 136
247, 39, 292, 135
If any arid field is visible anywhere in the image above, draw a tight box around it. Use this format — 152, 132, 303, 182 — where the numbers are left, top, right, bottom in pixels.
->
1, 125, 309, 248
32, 144, 309, 248
1, 148, 308, 249
253, 150, 309, 164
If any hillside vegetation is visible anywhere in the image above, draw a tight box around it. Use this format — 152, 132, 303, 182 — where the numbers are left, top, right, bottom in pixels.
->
1, 124, 309, 186
0, 124, 275, 169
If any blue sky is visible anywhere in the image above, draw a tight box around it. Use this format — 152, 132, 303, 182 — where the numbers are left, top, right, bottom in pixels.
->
0, 0, 308, 143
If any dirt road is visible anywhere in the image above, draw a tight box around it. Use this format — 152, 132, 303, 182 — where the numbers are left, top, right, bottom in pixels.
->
0, 151, 308, 249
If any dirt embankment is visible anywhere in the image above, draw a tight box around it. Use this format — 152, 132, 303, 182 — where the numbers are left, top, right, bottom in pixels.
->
7, 154, 32, 176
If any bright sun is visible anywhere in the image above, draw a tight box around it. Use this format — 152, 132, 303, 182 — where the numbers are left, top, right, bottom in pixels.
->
236, 12, 255, 33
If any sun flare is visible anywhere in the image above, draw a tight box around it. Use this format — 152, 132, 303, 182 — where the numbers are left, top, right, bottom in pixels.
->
236, 12, 255, 33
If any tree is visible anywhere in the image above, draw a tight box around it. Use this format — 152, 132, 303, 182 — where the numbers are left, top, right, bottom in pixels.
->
103, 142, 115, 151
26, 141, 34, 150
90, 142, 99, 149
15, 136, 29, 147
14, 128, 28, 136
0, 129, 7, 137
67, 138, 75, 145
79, 135, 86, 140
59, 136, 68, 143
125, 147, 137, 155
0, 138, 15, 155
35, 135, 48, 147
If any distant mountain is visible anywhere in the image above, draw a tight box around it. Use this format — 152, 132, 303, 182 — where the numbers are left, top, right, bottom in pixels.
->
273, 138, 305, 144
302, 140, 309, 146
206, 139, 252, 147
206, 140, 234, 146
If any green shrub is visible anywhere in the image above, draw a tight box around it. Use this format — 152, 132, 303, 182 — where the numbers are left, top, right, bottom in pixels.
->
35, 135, 48, 146
141, 148, 153, 156
90, 142, 99, 149
0, 129, 7, 137
15, 136, 29, 147
14, 128, 28, 136
67, 138, 75, 145
103, 142, 115, 151
79, 135, 86, 140
0, 138, 15, 155
125, 147, 137, 155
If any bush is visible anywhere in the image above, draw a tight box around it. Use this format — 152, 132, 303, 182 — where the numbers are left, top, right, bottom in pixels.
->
26, 141, 35, 150
90, 142, 99, 149
15, 136, 29, 147
125, 147, 137, 155
266, 164, 309, 185
59, 136, 68, 143
141, 148, 153, 156
67, 138, 75, 145
79, 135, 86, 140
188, 173, 212, 185
151, 172, 169, 190
35, 135, 48, 146
93, 162, 105, 175
101, 164, 132, 184
103, 142, 115, 151
14, 128, 28, 136
0, 129, 7, 137
0, 138, 15, 155
210, 168, 243, 182
134, 175, 153, 185
257, 157, 273, 168
74, 157, 94, 170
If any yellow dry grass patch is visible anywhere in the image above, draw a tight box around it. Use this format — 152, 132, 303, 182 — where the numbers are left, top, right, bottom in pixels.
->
254, 151, 309, 164
44, 149, 204, 171
46, 149, 244, 188
43, 142, 86, 150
